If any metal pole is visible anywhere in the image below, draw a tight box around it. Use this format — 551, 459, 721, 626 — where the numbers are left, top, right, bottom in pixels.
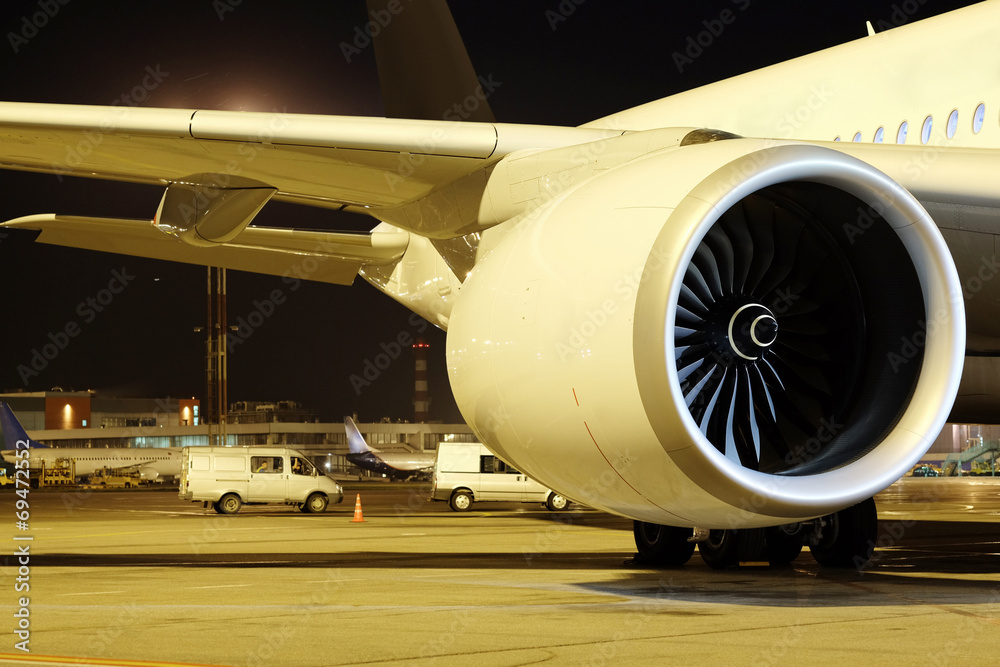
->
220, 268, 228, 447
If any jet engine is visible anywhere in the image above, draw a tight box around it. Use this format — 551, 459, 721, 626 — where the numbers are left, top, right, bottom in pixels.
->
447, 139, 964, 535
136, 466, 161, 482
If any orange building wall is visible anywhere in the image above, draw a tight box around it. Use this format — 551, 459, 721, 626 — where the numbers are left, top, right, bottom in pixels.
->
45, 397, 91, 430
179, 399, 200, 426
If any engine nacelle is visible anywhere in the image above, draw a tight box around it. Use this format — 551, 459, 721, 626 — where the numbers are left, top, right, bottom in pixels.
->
447, 139, 964, 528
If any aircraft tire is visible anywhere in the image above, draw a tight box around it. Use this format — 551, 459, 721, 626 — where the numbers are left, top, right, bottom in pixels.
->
698, 528, 766, 569
218, 493, 242, 515
809, 497, 877, 568
303, 493, 329, 514
632, 521, 695, 566
449, 490, 473, 512
765, 526, 804, 565
545, 492, 569, 511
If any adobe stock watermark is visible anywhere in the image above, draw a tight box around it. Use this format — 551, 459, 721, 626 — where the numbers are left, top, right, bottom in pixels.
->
53, 65, 171, 182
886, 307, 950, 373
554, 247, 669, 361
545, 0, 586, 31
578, 579, 677, 667
384, 75, 502, 192
348, 313, 430, 395
244, 571, 345, 667
213, 0, 243, 21
776, 85, 835, 138
16, 267, 136, 384
415, 612, 475, 660
7, 0, 70, 54
672, 0, 753, 74
872, 0, 935, 32
225, 289, 287, 353
340, 0, 412, 63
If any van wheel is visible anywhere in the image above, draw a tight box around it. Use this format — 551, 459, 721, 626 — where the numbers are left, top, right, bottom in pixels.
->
546, 492, 569, 511
218, 493, 242, 515
302, 493, 328, 514
212, 501, 223, 514
449, 490, 473, 512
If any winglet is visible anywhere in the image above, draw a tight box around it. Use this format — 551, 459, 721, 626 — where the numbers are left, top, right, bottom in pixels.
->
345, 417, 378, 455
0, 402, 46, 449
866, 20, 876, 37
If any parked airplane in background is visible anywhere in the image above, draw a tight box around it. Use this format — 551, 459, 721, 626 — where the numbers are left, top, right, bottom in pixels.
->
2, 1, 999, 568
344, 416, 435, 480
0, 402, 181, 482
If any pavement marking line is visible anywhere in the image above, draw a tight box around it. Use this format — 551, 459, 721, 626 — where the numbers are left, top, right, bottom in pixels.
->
0, 653, 235, 667
184, 584, 253, 590
56, 590, 127, 597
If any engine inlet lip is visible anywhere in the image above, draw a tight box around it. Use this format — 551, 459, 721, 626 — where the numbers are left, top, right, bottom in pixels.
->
633, 141, 965, 518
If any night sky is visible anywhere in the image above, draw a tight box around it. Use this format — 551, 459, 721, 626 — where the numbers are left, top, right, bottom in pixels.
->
0, 0, 979, 422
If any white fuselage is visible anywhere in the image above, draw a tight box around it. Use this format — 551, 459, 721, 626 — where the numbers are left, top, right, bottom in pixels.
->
0, 447, 183, 480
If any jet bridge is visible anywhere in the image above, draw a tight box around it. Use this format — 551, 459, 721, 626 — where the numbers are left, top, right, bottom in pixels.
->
941, 440, 1000, 476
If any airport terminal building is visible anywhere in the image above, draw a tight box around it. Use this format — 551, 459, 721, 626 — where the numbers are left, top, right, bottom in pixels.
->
0, 391, 476, 477
1, 390, 995, 477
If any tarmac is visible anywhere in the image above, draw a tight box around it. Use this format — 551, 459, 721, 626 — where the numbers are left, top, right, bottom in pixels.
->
1, 477, 999, 666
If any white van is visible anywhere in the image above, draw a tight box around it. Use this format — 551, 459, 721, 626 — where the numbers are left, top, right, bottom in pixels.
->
179, 446, 344, 514
431, 442, 569, 511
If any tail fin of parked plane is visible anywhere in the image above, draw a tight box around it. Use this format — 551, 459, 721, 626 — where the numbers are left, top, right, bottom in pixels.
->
0, 402, 46, 449
345, 416, 379, 455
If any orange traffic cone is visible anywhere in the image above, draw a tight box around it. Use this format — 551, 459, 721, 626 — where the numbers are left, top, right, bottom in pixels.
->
351, 493, 366, 523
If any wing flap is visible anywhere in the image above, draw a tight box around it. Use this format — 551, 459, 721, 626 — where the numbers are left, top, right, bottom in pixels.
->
1, 214, 408, 286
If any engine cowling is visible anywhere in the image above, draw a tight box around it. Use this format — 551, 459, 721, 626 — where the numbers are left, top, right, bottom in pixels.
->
447, 139, 964, 529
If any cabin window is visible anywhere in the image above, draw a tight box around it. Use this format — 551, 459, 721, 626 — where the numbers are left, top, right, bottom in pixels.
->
920, 116, 933, 144
973, 103, 986, 133
852, 132, 862, 142
874, 127, 885, 143
946, 109, 959, 139
896, 121, 908, 144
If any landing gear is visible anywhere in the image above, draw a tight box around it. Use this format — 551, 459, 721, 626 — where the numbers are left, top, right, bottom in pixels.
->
630, 496, 877, 569
808, 497, 877, 568
697, 529, 766, 569
632, 521, 695, 566
765, 525, 805, 565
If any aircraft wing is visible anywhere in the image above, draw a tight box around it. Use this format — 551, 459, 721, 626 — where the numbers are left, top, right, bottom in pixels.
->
0, 102, 612, 218
0, 102, 615, 283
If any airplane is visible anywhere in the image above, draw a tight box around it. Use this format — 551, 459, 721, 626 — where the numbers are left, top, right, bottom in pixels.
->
344, 416, 436, 480
0, 402, 182, 482
0, 1, 997, 569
